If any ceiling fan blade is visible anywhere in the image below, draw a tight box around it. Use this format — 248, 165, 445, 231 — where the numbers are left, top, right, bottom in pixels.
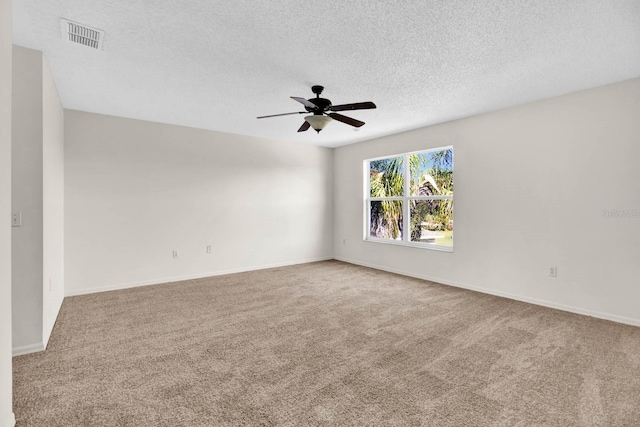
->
329, 101, 377, 112
291, 96, 318, 110
297, 121, 311, 132
257, 111, 305, 119
328, 112, 365, 128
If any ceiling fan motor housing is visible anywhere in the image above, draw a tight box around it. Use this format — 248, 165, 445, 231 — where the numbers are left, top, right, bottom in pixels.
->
307, 97, 332, 114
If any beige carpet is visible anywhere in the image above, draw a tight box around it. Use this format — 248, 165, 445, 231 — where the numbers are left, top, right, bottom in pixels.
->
13, 260, 640, 426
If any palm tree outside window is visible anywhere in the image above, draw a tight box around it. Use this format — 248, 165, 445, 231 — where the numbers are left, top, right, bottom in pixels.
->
366, 147, 453, 250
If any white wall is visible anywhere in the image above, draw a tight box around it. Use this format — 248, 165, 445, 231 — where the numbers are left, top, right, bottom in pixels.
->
334, 77, 640, 326
42, 57, 64, 344
0, 0, 14, 423
11, 46, 43, 352
64, 111, 333, 295
11, 46, 64, 355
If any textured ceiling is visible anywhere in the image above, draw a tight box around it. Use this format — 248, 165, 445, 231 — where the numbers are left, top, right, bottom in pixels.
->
12, 0, 640, 148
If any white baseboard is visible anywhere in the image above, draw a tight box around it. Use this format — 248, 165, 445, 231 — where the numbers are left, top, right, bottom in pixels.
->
65, 257, 334, 297
12, 342, 45, 357
335, 257, 640, 328
0, 412, 15, 427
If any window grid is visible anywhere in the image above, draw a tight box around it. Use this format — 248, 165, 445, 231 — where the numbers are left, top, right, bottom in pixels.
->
365, 147, 453, 251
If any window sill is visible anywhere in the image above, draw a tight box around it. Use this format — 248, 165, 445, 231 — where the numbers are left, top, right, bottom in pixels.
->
364, 237, 453, 252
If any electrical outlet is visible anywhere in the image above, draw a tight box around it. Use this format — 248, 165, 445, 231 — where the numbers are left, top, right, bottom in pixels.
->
12, 212, 22, 227
206, 245, 211, 254
343, 239, 346, 245
172, 250, 178, 258
549, 266, 557, 277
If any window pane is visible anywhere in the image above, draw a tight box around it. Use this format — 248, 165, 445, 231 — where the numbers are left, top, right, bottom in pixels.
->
409, 199, 453, 246
410, 149, 453, 196
369, 156, 404, 197
370, 200, 403, 240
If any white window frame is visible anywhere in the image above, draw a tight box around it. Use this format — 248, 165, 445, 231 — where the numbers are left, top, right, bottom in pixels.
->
364, 146, 453, 252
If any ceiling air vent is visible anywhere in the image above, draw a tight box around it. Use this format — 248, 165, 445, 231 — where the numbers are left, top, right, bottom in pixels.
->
61, 18, 104, 50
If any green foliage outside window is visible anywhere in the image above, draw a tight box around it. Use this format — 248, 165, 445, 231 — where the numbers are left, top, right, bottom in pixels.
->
368, 148, 453, 247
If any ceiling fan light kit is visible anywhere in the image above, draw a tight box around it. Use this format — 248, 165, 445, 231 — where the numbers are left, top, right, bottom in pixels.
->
257, 85, 376, 134
304, 115, 333, 133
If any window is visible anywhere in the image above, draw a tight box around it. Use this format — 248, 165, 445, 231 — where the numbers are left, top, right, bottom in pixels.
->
365, 147, 453, 251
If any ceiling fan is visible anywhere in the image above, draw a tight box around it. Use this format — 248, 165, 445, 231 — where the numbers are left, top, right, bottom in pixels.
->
257, 85, 376, 133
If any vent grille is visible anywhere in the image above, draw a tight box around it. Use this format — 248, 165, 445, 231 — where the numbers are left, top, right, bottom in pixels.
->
61, 19, 104, 50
